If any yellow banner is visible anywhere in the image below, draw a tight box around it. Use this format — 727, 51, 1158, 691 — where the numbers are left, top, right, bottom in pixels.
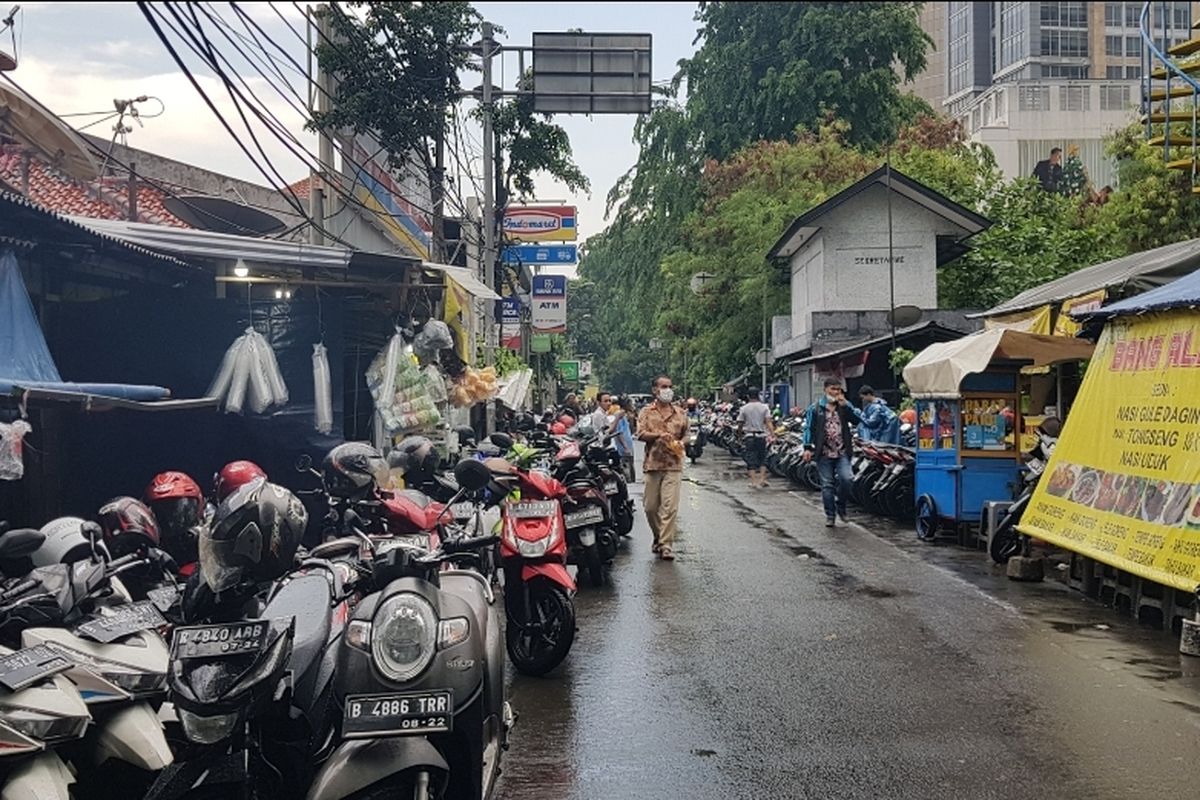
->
1021, 311, 1200, 592
1053, 289, 1107, 337
984, 305, 1051, 336
442, 276, 473, 364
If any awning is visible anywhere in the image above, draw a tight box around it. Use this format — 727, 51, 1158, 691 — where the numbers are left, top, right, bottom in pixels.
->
67, 216, 355, 270
1084, 267, 1200, 320
973, 237, 1200, 319
790, 321, 966, 366
423, 261, 500, 301
903, 329, 1094, 399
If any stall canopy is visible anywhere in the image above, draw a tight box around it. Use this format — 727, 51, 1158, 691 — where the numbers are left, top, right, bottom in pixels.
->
903, 329, 1094, 399
973, 236, 1200, 320
1080, 267, 1200, 320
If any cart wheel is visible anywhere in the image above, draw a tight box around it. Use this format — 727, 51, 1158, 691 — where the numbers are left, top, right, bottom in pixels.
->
915, 494, 938, 542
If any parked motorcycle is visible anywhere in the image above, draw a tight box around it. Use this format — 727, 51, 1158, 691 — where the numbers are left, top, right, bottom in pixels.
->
989, 420, 1060, 564
496, 455, 576, 676
306, 459, 511, 800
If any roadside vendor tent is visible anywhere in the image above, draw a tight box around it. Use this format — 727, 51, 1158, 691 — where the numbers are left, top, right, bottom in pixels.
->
1020, 267, 1200, 598
903, 329, 1094, 399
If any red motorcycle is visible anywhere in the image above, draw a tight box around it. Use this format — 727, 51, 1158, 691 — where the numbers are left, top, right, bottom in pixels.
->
498, 463, 576, 676
553, 438, 613, 588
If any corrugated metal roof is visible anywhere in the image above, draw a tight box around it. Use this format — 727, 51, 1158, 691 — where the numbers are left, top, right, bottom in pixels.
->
1084, 267, 1200, 320
975, 237, 1200, 319
424, 261, 500, 301
0, 189, 194, 269
66, 215, 353, 270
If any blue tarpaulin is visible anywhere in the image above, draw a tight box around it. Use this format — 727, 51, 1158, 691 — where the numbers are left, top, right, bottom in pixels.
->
0, 249, 62, 382
0, 249, 169, 401
1084, 267, 1200, 320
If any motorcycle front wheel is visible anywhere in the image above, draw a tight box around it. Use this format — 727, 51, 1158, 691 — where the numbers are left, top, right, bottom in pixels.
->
353, 769, 443, 800
506, 579, 576, 676
989, 513, 1023, 564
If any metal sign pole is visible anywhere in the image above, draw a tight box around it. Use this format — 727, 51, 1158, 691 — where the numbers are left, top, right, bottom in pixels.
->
481, 21, 497, 433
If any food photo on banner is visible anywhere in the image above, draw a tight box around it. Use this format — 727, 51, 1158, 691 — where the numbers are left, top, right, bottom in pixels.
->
1021, 272, 1200, 592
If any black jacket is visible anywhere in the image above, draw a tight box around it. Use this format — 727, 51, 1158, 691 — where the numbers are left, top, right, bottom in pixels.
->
1032, 160, 1062, 192
803, 401, 862, 458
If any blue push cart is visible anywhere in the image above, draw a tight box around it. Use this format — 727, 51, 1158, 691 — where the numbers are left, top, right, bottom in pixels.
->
902, 330, 1095, 541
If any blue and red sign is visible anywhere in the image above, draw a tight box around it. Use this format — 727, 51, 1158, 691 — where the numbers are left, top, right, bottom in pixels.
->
503, 205, 577, 242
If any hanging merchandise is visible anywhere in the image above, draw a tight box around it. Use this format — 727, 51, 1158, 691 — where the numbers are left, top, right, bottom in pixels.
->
0, 420, 32, 481
449, 366, 498, 408
206, 328, 289, 415
313, 343, 333, 435
413, 320, 454, 364
365, 329, 442, 437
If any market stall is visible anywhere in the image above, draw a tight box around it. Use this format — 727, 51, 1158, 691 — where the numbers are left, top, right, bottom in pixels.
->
903, 328, 1094, 539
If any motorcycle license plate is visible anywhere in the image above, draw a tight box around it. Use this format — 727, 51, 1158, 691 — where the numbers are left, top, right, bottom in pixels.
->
75, 601, 167, 644
563, 507, 605, 529
450, 502, 475, 519
0, 645, 71, 692
508, 500, 557, 518
172, 620, 269, 660
604, 482, 618, 495
342, 690, 453, 738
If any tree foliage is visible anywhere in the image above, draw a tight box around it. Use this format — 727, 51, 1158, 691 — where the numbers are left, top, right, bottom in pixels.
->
491, 72, 590, 202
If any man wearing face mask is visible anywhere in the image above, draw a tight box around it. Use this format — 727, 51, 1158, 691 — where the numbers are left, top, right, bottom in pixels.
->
636, 375, 689, 560
803, 378, 864, 528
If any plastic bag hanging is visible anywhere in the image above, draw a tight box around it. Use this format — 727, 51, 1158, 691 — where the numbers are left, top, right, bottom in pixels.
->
206, 328, 289, 414
313, 343, 333, 435
0, 420, 32, 481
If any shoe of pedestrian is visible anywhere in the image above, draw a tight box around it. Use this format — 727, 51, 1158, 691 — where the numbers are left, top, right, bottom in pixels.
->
652, 542, 662, 554
660, 547, 675, 561
825, 518, 836, 528
837, 509, 848, 523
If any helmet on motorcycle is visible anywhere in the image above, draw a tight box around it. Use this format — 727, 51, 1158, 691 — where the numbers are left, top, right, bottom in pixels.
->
98, 496, 161, 557
200, 481, 307, 593
899, 408, 917, 426
453, 426, 477, 447
557, 414, 575, 428
324, 442, 390, 500
386, 436, 439, 487
145, 471, 205, 566
550, 421, 568, 436
214, 460, 267, 503
687, 397, 697, 408
32, 516, 104, 567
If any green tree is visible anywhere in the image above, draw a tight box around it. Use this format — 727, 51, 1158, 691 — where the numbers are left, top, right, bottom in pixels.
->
682, 1, 932, 157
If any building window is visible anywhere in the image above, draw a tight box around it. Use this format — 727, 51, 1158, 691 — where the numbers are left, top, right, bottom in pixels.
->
1018, 85, 1051, 110
1105, 2, 1121, 27
1126, 64, 1141, 79
999, 2, 1029, 70
1127, 36, 1141, 57
1105, 34, 1122, 55
948, 2, 973, 95
1043, 64, 1088, 78
1106, 65, 1124, 79
1060, 85, 1091, 111
1126, 3, 1140, 27
1174, 4, 1190, 29
1042, 29, 1089, 57
1101, 84, 1132, 110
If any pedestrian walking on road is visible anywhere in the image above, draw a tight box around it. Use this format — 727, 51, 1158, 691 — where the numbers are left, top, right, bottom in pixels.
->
612, 396, 637, 483
737, 390, 773, 488
857, 385, 900, 444
590, 391, 611, 434
637, 375, 689, 561
803, 378, 864, 528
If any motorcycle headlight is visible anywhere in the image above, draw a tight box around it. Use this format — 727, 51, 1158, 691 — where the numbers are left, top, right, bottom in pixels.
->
103, 670, 167, 696
371, 593, 437, 682
516, 537, 549, 558
2, 708, 89, 743
178, 707, 239, 745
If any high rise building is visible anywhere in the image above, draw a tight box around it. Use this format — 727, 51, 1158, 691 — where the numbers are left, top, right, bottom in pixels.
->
908, 2, 1200, 187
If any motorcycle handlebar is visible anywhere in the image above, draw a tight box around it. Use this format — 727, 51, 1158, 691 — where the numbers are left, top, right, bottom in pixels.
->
443, 534, 500, 554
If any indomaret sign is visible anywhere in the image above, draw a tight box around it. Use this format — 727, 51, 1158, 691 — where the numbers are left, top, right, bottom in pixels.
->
531, 274, 567, 334
503, 205, 577, 243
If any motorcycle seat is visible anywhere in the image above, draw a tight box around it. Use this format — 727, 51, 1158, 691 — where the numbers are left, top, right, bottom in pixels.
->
398, 489, 436, 509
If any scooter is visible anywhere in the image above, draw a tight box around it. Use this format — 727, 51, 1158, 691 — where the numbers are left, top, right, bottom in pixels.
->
497, 459, 576, 676
990, 423, 1059, 565
306, 459, 512, 800
553, 437, 613, 588
684, 419, 705, 462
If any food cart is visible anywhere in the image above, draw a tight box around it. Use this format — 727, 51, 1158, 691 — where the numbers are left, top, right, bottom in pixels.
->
902, 329, 1094, 540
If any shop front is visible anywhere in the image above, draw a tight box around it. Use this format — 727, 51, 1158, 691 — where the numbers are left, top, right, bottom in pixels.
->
903, 329, 1094, 539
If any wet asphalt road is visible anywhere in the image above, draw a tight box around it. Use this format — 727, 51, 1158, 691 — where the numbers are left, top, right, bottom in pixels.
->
494, 447, 1200, 800
492, 450, 1200, 800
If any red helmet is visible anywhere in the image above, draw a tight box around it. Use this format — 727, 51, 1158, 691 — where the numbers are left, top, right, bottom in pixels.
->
214, 460, 267, 502
97, 496, 161, 556
145, 471, 205, 566
550, 422, 568, 435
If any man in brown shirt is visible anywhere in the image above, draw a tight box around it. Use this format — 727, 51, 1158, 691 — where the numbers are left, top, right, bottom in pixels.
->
636, 375, 689, 560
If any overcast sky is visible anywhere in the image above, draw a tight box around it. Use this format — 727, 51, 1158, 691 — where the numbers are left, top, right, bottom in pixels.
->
6, 1, 697, 268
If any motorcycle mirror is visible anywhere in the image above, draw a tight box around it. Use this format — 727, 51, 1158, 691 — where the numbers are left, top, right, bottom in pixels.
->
0, 528, 45, 559
454, 458, 493, 492
489, 432, 514, 451
295, 454, 314, 473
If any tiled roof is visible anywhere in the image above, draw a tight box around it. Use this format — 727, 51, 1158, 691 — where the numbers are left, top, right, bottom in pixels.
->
0, 145, 189, 228
285, 175, 311, 199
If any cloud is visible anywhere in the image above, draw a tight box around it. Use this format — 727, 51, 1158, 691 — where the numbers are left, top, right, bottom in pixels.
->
11, 54, 315, 188
87, 39, 156, 60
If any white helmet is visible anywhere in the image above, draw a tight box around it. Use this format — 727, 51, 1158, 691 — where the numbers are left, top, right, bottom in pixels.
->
32, 517, 105, 567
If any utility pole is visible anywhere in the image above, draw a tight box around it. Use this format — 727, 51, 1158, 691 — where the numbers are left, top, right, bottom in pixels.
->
431, 105, 446, 263
309, 5, 331, 246
127, 161, 138, 222
480, 21, 497, 433
886, 152, 898, 390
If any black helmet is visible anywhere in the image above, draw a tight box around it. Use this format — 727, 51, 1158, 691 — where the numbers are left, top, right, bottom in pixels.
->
454, 425, 477, 447
199, 481, 307, 593
387, 436, 438, 487
97, 496, 161, 557
323, 442, 389, 501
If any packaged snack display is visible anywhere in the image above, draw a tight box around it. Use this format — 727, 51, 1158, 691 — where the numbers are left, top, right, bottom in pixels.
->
366, 330, 443, 435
